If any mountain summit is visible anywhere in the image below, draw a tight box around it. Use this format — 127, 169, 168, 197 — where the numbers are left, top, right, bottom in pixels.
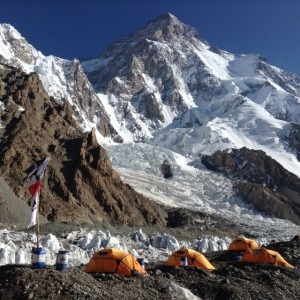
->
81, 13, 215, 141
136, 12, 201, 41
82, 13, 300, 158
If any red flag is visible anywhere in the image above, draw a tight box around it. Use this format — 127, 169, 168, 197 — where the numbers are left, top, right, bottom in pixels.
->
28, 180, 42, 196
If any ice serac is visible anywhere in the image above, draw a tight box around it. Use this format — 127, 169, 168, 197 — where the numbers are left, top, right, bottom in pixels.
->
0, 23, 117, 139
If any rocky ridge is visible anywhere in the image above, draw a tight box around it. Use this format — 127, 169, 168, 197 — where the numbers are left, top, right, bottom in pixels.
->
201, 147, 300, 225
0, 65, 167, 225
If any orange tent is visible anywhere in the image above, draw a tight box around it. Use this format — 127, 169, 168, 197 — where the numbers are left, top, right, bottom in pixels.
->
165, 248, 215, 270
84, 248, 147, 276
239, 247, 294, 269
228, 237, 259, 251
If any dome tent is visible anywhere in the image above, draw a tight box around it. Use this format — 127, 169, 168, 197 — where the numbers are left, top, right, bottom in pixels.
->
165, 248, 215, 270
84, 248, 147, 276
228, 237, 259, 251
239, 247, 294, 269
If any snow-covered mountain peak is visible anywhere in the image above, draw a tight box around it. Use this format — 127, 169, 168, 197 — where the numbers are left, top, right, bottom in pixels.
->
81, 14, 300, 146
0, 23, 117, 139
2, 17, 300, 170
81, 15, 233, 141
0, 23, 24, 41
137, 12, 201, 42
0, 23, 43, 73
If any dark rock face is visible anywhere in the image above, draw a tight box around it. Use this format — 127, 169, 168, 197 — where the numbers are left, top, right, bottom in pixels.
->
202, 147, 300, 224
160, 159, 172, 179
0, 66, 167, 225
284, 123, 300, 160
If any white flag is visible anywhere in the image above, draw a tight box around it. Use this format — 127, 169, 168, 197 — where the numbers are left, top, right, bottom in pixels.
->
28, 191, 39, 228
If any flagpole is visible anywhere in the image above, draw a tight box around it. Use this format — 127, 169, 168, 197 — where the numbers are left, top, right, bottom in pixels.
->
36, 192, 40, 249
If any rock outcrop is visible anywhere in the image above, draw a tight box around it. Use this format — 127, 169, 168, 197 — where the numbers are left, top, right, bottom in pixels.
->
0, 66, 167, 225
202, 147, 300, 224
284, 123, 300, 160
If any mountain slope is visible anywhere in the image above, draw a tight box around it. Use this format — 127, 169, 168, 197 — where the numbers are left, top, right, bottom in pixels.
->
80, 13, 300, 226
0, 23, 117, 139
82, 14, 300, 148
0, 66, 167, 225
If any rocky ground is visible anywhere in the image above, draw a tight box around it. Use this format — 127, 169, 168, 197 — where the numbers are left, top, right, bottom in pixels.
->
0, 220, 299, 300
0, 240, 298, 300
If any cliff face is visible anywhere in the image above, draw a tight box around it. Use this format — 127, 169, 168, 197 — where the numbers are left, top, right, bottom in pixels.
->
0, 66, 167, 225
202, 147, 300, 225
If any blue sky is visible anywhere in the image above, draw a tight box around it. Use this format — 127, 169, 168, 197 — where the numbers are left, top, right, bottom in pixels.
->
1, 0, 300, 75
